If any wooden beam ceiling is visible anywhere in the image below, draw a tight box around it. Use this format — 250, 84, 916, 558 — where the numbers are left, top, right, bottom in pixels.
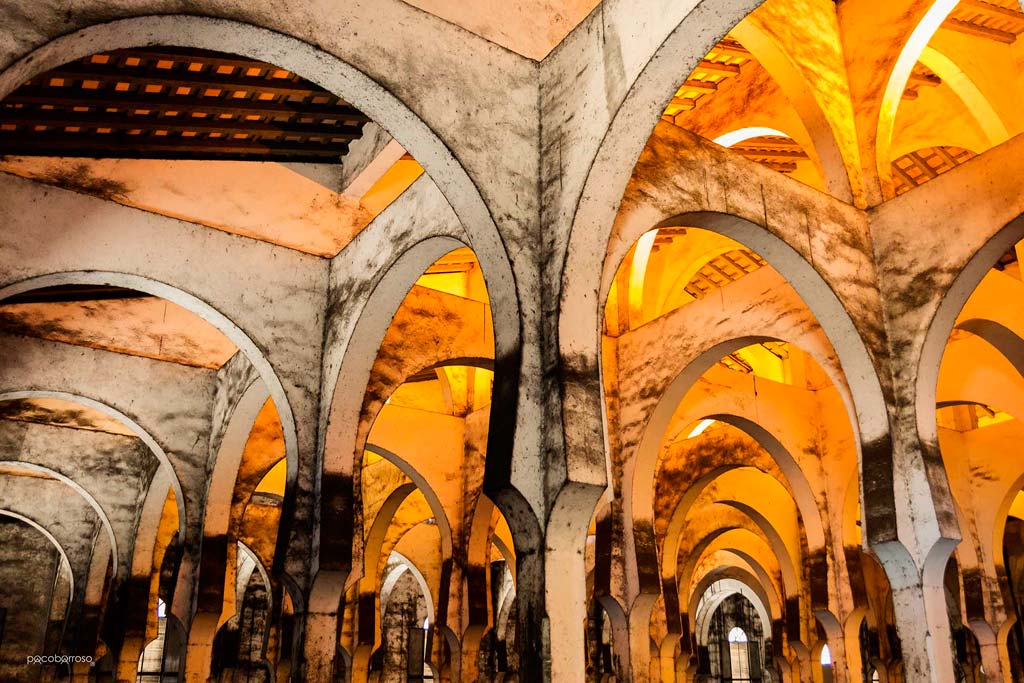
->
684, 248, 767, 300
891, 145, 975, 195
662, 38, 751, 117
0, 47, 370, 162
942, 0, 1024, 43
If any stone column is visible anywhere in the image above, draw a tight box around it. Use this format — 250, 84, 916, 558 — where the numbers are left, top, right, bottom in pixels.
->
183, 611, 219, 683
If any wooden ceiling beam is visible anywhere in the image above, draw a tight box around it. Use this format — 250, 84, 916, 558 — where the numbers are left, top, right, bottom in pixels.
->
41, 66, 332, 99
942, 17, 1017, 43
100, 47, 300, 73
932, 145, 962, 167
908, 71, 942, 87
704, 259, 736, 282
708, 42, 750, 59
0, 133, 349, 159
679, 79, 718, 94
694, 60, 741, 76
891, 162, 920, 187
2, 285, 152, 304
957, 0, 1024, 23
2, 47, 370, 163
908, 151, 939, 179
669, 96, 697, 111
731, 147, 809, 160
751, 160, 798, 173
3, 87, 370, 120
0, 110, 361, 138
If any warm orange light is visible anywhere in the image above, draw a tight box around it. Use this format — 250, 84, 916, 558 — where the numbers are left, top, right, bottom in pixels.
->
254, 459, 286, 496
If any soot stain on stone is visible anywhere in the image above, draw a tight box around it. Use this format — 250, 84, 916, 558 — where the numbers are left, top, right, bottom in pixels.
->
41, 162, 131, 202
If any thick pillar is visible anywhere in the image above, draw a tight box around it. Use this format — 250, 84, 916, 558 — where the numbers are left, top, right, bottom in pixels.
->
887, 577, 955, 683
183, 611, 219, 683
303, 612, 342, 683
461, 628, 484, 683
627, 599, 657, 683
115, 635, 146, 683
658, 634, 679, 683
300, 569, 348, 683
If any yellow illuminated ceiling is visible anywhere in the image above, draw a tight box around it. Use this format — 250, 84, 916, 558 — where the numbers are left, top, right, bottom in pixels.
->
605, 228, 770, 334
415, 247, 488, 304
359, 155, 424, 217
387, 365, 494, 416
254, 458, 286, 497
718, 342, 792, 385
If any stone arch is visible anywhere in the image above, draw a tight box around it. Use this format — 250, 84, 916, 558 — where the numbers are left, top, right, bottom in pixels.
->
721, 502, 800, 597
992, 471, 1024, 586
0, 508, 76, 616
916, 213, 1024, 523
687, 562, 784, 677
350, 482, 421, 679
362, 444, 454, 566
465, 493, 500, 631
684, 514, 799, 614
131, 470, 178, 580
205, 381, 270, 542
691, 414, 826, 550
491, 532, 516, 586
842, 469, 863, 551
685, 537, 785, 623
612, 210, 887, 585
0, 13, 523, 603
630, 337, 832, 598
646, 212, 885, 449
0, 461, 118, 573
558, 0, 768, 540
0, 15, 516, 332
194, 380, 273, 621
0, 389, 186, 536
633, 210, 887, 545
237, 541, 273, 620
0, 271, 299, 519
843, 607, 869, 683
380, 552, 435, 625
661, 467, 804, 600
320, 235, 466, 570
914, 47, 1008, 149
692, 577, 773, 647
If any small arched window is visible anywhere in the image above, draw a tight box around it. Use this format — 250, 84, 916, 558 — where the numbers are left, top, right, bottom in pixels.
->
727, 626, 751, 680
820, 644, 832, 666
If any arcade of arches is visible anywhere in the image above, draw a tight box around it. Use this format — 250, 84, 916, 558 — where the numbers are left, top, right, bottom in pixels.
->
0, 0, 1023, 682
